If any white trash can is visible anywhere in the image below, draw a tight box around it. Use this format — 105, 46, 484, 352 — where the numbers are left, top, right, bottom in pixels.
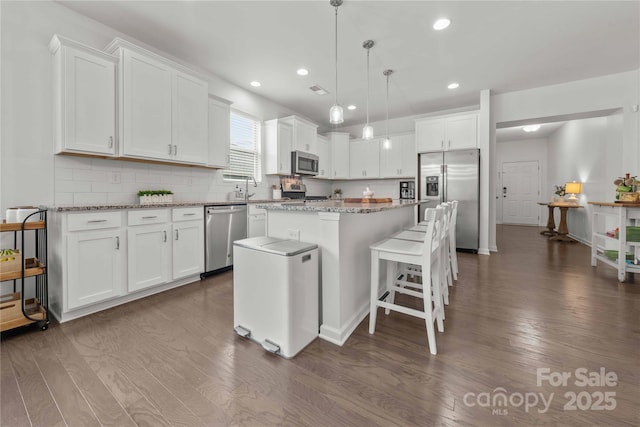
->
233, 237, 319, 358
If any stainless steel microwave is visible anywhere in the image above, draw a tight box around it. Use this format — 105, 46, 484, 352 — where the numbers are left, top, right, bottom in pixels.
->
291, 151, 318, 176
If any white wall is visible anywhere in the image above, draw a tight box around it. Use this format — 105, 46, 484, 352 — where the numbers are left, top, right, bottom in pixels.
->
547, 113, 624, 243
496, 137, 549, 224
0, 1, 331, 212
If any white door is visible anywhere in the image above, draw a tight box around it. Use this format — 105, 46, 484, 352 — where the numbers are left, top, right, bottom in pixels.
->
173, 71, 208, 164
122, 49, 173, 160
502, 161, 540, 225
127, 224, 171, 292
172, 221, 204, 279
63, 46, 116, 155
67, 229, 123, 309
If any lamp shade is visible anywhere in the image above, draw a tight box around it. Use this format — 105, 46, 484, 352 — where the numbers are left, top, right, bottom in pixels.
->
565, 182, 582, 195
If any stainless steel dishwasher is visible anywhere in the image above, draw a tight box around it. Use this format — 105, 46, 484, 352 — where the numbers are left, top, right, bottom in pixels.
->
204, 205, 247, 275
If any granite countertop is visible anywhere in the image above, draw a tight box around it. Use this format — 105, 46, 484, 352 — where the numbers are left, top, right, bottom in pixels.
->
41, 199, 282, 212
255, 199, 423, 214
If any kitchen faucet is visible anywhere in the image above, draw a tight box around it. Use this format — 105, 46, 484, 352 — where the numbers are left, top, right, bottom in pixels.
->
245, 176, 257, 201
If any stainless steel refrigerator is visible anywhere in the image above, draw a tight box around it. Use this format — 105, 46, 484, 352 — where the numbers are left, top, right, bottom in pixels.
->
419, 149, 479, 252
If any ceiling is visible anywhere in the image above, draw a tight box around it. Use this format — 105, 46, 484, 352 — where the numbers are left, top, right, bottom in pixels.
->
57, 1, 639, 132
496, 121, 567, 143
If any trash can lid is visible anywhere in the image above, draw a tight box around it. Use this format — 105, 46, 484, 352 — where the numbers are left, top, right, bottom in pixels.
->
234, 236, 282, 250
261, 240, 318, 256
234, 236, 317, 256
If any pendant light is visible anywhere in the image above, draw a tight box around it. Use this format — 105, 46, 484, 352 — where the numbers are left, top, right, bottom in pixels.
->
329, 0, 344, 124
362, 40, 374, 140
382, 69, 393, 150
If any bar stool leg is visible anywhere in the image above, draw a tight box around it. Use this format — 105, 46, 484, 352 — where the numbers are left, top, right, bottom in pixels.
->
369, 250, 380, 334
385, 261, 397, 315
421, 259, 438, 355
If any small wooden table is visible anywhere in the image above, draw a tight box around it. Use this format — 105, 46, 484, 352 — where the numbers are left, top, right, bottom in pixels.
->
537, 202, 558, 236
548, 202, 583, 242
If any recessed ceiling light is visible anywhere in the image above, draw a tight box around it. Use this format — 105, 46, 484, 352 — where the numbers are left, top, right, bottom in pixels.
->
347, 105, 357, 110
250, 81, 261, 87
297, 68, 309, 76
433, 18, 451, 30
447, 82, 459, 89
523, 125, 541, 132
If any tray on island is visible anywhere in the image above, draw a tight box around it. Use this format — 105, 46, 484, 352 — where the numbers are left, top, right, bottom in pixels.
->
343, 197, 393, 203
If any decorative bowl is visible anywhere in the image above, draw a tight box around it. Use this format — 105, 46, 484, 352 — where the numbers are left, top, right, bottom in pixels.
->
363, 190, 374, 198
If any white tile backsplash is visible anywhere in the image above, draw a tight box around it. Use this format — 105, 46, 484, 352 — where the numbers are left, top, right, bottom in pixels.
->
74, 192, 108, 205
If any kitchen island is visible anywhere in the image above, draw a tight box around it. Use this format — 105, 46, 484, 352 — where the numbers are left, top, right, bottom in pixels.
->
255, 199, 421, 345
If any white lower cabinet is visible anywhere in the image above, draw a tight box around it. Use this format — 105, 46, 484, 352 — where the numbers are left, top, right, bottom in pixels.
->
127, 209, 172, 292
51, 207, 204, 322
67, 228, 124, 310
247, 205, 266, 237
172, 220, 204, 279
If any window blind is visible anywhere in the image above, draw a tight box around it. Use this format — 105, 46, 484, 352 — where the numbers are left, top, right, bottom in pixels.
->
224, 111, 261, 180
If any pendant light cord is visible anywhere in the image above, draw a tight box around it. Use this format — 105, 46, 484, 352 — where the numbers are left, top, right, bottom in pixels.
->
366, 48, 370, 126
385, 72, 389, 138
334, 5, 338, 106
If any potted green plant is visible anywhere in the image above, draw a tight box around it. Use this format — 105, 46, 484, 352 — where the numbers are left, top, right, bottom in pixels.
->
138, 189, 174, 204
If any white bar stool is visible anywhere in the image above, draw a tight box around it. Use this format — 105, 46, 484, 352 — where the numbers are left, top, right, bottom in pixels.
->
369, 207, 445, 355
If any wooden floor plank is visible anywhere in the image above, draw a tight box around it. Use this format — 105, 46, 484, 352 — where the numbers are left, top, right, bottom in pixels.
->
1, 225, 638, 426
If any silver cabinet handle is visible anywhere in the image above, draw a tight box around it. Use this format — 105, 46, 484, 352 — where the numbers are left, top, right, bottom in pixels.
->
183, 213, 196, 216
115, 236, 120, 250
175, 230, 179, 240
163, 230, 167, 242
448, 139, 451, 149
88, 219, 107, 223
173, 145, 178, 155
108, 136, 113, 148
168, 144, 172, 155
142, 215, 157, 219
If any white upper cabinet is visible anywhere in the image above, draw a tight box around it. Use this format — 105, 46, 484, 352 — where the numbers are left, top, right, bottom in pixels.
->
106, 38, 209, 165
416, 112, 478, 152
264, 119, 293, 175
350, 138, 380, 179
207, 96, 231, 168
279, 116, 318, 155
49, 35, 117, 156
172, 71, 209, 163
121, 48, 173, 160
315, 134, 331, 179
380, 133, 416, 178
327, 132, 350, 179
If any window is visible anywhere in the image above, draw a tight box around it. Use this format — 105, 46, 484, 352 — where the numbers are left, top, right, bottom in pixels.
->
223, 110, 261, 181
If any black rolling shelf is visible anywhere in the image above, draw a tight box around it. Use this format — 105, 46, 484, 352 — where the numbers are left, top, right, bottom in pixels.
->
0, 210, 49, 332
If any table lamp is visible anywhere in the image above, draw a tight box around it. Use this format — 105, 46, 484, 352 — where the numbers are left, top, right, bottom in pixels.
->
565, 181, 582, 203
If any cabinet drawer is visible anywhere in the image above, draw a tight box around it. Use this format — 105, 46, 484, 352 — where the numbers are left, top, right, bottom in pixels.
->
67, 211, 121, 231
248, 205, 266, 215
172, 207, 204, 222
128, 209, 170, 226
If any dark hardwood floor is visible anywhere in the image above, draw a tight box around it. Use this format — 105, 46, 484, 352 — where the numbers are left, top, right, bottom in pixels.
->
2, 225, 639, 426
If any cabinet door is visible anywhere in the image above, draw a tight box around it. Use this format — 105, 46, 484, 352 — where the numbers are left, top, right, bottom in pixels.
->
350, 139, 379, 178
248, 214, 266, 238
447, 114, 478, 150
399, 133, 417, 177
173, 71, 209, 164
62, 46, 116, 155
208, 98, 230, 168
330, 134, 350, 179
295, 121, 318, 154
379, 137, 403, 178
364, 139, 381, 178
172, 220, 204, 279
122, 49, 173, 160
416, 118, 445, 152
127, 224, 171, 292
67, 229, 123, 309
315, 135, 330, 179
277, 123, 293, 175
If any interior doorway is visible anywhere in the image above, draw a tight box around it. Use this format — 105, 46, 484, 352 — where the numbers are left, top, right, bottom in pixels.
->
501, 160, 540, 225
